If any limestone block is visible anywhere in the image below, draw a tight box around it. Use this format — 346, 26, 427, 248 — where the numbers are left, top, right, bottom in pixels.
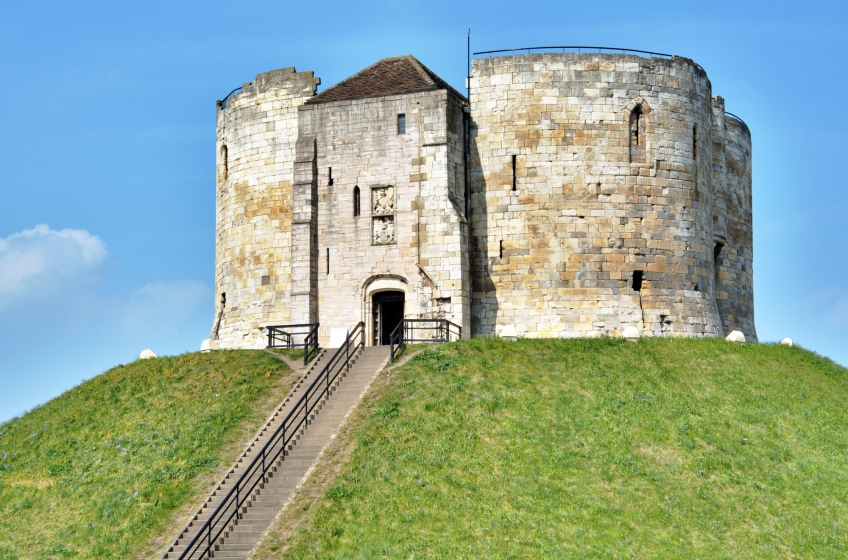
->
140, 349, 157, 360
200, 339, 219, 353
780, 338, 793, 347
725, 330, 745, 343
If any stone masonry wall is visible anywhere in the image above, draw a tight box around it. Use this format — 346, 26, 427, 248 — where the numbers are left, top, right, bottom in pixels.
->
298, 89, 469, 345
213, 68, 320, 349
469, 53, 738, 339
717, 110, 756, 339
211, 54, 755, 346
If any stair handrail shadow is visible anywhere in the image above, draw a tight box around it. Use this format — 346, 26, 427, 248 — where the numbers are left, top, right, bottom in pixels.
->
178, 322, 365, 559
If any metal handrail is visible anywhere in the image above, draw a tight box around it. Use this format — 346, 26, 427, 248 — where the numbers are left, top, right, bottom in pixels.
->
389, 320, 406, 363
179, 322, 365, 559
390, 319, 462, 363
219, 86, 243, 109
265, 323, 319, 365
474, 46, 673, 58
724, 111, 748, 127
472, 46, 706, 74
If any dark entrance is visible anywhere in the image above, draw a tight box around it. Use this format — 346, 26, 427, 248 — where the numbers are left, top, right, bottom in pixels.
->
372, 291, 404, 345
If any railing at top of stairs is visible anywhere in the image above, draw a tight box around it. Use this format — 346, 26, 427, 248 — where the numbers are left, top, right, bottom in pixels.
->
389, 318, 461, 363
178, 322, 365, 559
265, 322, 319, 365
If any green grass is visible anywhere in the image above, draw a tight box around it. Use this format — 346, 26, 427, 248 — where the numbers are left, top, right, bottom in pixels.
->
266, 338, 848, 559
268, 347, 319, 363
0, 350, 291, 559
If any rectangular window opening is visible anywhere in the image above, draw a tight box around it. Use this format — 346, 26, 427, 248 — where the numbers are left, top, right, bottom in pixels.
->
632, 270, 643, 292
511, 155, 517, 191
499, 239, 504, 259
328, 167, 334, 186
326, 248, 330, 275
397, 114, 406, 135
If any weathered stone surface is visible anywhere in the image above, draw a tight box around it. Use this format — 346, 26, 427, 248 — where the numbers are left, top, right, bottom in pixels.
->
211, 53, 756, 348
468, 53, 755, 342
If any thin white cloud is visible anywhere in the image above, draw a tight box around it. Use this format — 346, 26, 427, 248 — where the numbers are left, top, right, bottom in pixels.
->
0, 224, 108, 309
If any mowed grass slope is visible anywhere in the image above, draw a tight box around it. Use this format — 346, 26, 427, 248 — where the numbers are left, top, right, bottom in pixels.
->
0, 350, 292, 559
261, 338, 848, 559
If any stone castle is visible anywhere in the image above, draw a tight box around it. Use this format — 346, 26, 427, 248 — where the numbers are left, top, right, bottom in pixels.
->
211, 51, 755, 348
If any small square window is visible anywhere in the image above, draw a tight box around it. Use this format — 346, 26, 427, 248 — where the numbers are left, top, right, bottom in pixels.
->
397, 114, 406, 135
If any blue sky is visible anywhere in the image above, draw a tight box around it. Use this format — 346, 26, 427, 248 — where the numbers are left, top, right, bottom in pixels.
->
1, 0, 846, 422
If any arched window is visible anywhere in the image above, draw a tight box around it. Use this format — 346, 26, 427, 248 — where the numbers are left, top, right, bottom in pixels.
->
353, 186, 361, 217
629, 107, 646, 163
626, 99, 650, 164
630, 107, 643, 147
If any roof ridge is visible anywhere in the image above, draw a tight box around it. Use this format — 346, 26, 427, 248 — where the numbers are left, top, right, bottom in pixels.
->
310, 56, 400, 101
307, 55, 466, 105
402, 54, 438, 88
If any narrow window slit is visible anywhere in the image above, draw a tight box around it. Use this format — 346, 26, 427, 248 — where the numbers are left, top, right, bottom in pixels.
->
511, 155, 517, 191
326, 248, 330, 275
221, 145, 228, 180
397, 114, 406, 135
693, 124, 698, 161
629, 104, 647, 163
499, 239, 504, 259
353, 186, 360, 217
632, 270, 643, 292
328, 167, 334, 186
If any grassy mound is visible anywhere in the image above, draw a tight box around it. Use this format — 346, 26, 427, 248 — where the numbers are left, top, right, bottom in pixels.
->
0, 350, 292, 559
258, 338, 848, 559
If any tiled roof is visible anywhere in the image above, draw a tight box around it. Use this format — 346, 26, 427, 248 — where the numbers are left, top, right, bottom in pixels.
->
307, 55, 465, 104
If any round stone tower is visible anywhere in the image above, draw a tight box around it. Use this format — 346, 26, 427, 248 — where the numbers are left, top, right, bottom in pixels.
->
212, 68, 320, 348
469, 52, 755, 340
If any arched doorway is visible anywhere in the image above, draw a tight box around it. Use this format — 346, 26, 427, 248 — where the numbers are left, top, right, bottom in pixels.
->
372, 290, 404, 345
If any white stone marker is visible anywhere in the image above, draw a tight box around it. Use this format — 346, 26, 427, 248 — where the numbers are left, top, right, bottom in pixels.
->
140, 349, 157, 359
780, 338, 794, 347
499, 325, 518, 342
622, 326, 641, 342
328, 327, 349, 348
200, 339, 218, 353
725, 330, 746, 343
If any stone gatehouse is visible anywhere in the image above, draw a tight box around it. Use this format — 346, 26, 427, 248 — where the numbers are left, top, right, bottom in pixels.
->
210, 52, 755, 348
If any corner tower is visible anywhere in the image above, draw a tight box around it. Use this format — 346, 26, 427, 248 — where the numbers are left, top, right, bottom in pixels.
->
212, 68, 320, 348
